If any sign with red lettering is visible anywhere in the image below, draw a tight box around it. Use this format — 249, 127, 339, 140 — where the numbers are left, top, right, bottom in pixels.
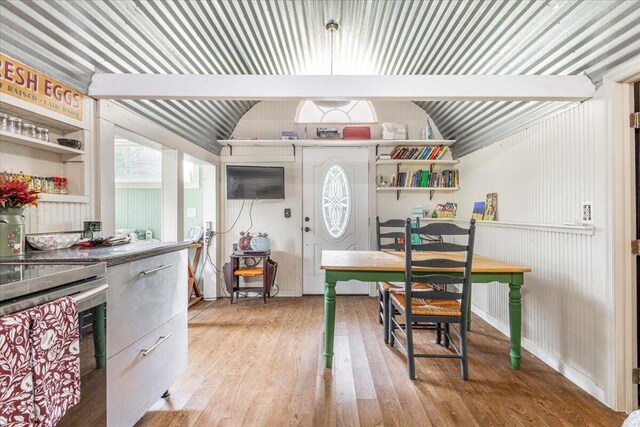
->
0, 53, 84, 121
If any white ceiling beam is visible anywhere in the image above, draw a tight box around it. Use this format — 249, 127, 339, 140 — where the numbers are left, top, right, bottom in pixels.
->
88, 74, 595, 102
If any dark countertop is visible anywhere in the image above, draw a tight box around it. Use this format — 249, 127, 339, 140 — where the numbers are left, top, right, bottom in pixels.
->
0, 241, 191, 267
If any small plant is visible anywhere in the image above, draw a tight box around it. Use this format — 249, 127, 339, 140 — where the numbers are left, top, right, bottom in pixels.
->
0, 172, 39, 209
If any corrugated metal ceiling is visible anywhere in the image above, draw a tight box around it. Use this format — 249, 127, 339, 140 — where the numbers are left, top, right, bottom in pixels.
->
1, 0, 639, 157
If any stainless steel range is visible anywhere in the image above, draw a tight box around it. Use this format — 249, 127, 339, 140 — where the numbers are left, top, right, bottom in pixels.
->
0, 262, 108, 426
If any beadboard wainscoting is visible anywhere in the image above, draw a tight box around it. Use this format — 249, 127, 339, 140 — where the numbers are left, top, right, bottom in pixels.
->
21, 201, 90, 234
453, 97, 611, 403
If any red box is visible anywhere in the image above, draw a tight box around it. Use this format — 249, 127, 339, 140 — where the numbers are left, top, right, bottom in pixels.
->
343, 126, 371, 140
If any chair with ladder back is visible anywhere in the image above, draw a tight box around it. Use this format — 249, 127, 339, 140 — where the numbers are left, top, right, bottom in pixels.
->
388, 218, 476, 380
375, 217, 436, 344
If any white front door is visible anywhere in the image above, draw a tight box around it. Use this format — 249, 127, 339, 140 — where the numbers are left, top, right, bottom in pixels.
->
302, 147, 370, 295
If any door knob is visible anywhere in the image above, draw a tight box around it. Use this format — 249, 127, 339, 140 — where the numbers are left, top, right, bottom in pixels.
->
304, 227, 311, 232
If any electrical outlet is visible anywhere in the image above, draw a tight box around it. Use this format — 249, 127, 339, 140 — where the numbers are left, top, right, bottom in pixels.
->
581, 201, 593, 224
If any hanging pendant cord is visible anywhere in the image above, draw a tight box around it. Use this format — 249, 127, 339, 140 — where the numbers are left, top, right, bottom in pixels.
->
330, 27, 334, 76
326, 20, 338, 76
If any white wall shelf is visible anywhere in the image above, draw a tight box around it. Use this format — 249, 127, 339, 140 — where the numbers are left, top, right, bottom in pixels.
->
220, 138, 454, 149
377, 186, 459, 201
0, 130, 84, 157
38, 193, 90, 203
0, 95, 87, 131
377, 187, 459, 192
0, 96, 91, 213
376, 159, 459, 166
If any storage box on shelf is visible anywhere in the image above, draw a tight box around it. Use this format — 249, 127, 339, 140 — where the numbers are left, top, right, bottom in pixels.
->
376, 141, 460, 200
0, 98, 90, 203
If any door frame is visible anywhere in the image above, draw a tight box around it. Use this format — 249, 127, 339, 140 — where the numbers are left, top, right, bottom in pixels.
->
300, 146, 378, 296
636, 81, 640, 408
604, 56, 640, 412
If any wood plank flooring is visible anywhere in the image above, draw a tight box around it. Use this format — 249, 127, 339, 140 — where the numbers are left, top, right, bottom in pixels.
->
136, 296, 624, 427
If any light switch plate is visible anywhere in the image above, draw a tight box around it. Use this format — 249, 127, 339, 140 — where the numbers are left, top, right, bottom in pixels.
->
187, 208, 197, 218
284, 208, 291, 218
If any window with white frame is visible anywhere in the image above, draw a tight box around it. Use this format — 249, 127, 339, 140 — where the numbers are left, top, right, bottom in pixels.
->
295, 100, 377, 124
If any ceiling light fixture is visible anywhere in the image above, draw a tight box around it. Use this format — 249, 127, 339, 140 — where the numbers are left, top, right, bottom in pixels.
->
315, 19, 351, 108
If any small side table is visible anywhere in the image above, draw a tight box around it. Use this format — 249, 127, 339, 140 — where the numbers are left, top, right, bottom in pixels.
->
187, 242, 204, 307
223, 251, 277, 304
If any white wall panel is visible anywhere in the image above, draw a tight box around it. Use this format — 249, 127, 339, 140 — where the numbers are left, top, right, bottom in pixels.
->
222, 101, 445, 296
454, 98, 608, 400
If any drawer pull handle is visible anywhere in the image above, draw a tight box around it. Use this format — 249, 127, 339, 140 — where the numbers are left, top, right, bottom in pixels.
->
140, 264, 173, 276
141, 333, 172, 357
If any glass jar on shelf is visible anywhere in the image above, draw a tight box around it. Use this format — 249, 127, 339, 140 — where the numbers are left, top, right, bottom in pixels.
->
46, 177, 55, 194
32, 176, 42, 193
59, 178, 68, 195
7, 117, 22, 134
22, 123, 37, 139
0, 113, 8, 131
36, 127, 49, 142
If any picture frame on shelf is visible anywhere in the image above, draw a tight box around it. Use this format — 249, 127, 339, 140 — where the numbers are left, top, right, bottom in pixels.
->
483, 193, 498, 221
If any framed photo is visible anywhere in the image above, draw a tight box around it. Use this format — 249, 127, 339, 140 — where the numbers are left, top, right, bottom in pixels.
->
483, 193, 498, 221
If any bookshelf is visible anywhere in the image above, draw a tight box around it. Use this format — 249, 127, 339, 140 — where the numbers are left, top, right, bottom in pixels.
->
376, 142, 459, 200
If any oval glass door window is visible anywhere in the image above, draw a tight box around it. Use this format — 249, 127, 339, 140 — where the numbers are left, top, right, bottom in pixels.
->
322, 164, 351, 238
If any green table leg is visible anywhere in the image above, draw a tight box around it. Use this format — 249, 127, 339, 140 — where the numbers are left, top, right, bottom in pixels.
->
324, 277, 337, 368
508, 275, 523, 370
92, 302, 106, 370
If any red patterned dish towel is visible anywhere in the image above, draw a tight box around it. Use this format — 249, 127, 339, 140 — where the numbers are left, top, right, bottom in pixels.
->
0, 311, 35, 426
29, 296, 81, 426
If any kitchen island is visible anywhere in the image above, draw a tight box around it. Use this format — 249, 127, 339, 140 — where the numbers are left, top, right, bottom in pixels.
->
0, 241, 191, 427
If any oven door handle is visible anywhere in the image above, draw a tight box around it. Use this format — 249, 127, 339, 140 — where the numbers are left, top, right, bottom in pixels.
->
73, 284, 108, 312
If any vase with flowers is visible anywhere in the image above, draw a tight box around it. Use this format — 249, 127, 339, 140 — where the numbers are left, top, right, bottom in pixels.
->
0, 172, 39, 256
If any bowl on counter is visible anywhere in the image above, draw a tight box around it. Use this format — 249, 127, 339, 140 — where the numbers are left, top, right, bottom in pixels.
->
26, 232, 82, 251
57, 138, 83, 150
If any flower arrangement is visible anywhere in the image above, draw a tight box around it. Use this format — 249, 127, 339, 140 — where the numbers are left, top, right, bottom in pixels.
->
0, 172, 39, 209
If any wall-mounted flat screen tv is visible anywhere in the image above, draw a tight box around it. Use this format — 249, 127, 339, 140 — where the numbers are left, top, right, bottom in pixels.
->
226, 165, 285, 200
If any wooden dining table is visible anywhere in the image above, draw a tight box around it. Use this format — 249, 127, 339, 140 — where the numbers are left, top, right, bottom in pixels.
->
320, 250, 531, 370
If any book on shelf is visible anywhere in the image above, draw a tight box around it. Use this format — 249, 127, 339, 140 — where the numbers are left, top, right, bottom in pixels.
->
388, 169, 459, 188
387, 145, 450, 161
471, 201, 485, 220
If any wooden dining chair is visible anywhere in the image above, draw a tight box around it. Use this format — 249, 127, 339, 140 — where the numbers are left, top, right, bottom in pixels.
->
388, 218, 476, 380
375, 216, 434, 344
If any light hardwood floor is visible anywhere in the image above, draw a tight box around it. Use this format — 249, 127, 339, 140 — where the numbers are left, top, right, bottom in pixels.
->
136, 296, 624, 427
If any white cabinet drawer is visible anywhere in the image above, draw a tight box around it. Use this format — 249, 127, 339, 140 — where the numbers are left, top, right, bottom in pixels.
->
107, 311, 188, 427
107, 250, 187, 358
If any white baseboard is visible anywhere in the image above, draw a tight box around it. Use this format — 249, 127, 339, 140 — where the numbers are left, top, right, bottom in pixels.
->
471, 304, 606, 404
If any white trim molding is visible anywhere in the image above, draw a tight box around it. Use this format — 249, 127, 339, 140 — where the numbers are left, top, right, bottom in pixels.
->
601, 55, 640, 412
424, 218, 595, 235
89, 74, 595, 102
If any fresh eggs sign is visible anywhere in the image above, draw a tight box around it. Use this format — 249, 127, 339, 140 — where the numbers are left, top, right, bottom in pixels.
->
0, 53, 83, 121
